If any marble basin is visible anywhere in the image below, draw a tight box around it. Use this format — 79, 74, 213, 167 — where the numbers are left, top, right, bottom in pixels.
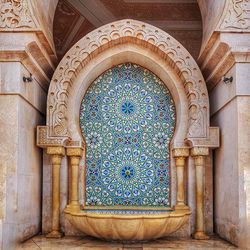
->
65, 208, 191, 241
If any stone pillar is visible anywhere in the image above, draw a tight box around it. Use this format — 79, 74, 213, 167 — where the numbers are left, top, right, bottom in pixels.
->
199, 27, 250, 246
173, 148, 189, 210
46, 146, 65, 238
66, 148, 83, 212
191, 147, 209, 240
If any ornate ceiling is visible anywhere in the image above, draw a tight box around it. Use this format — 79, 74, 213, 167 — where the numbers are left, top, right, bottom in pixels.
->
53, 0, 202, 60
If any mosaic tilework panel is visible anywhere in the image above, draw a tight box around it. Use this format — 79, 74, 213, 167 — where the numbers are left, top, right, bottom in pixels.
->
80, 63, 176, 207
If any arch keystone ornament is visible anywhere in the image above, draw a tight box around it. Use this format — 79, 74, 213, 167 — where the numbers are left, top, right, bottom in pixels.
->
37, 19, 219, 240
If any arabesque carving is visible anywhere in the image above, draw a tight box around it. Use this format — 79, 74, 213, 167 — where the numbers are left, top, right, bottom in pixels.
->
0, 0, 36, 29
47, 19, 210, 142
37, 126, 66, 148
172, 148, 189, 158
220, 0, 250, 30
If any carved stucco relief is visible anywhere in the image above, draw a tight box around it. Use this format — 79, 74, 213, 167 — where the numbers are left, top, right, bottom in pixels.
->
44, 19, 210, 146
219, 0, 250, 30
0, 0, 37, 29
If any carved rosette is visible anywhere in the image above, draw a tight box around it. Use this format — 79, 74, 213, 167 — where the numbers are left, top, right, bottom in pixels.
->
219, 0, 250, 31
46, 19, 210, 142
0, 0, 37, 29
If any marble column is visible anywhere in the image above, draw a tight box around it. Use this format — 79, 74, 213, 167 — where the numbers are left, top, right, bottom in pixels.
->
191, 147, 209, 240
66, 147, 83, 212
46, 146, 65, 238
173, 148, 190, 210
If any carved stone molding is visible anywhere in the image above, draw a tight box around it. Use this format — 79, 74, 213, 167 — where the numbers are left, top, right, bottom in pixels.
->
219, 0, 250, 31
0, 0, 37, 29
172, 148, 190, 158
66, 148, 83, 157
47, 19, 210, 142
47, 146, 65, 157
37, 126, 66, 148
190, 147, 209, 157
187, 127, 220, 148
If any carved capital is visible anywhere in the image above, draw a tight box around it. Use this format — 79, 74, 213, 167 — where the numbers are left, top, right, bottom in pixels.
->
47, 146, 65, 156
66, 148, 83, 157
191, 147, 209, 157
173, 148, 189, 158
66, 140, 85, 149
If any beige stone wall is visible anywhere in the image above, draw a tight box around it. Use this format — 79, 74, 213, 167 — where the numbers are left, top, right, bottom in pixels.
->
212, 97, 239, 245
0, 0, 57, 246
237, 96, 250, 247
197, 1, 250, 245
0, 70, 46, 249
210, 61, 250, 248
0, 58, 50, 250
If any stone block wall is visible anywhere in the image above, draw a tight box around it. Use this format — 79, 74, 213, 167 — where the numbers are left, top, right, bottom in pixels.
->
0, 62, 47, 249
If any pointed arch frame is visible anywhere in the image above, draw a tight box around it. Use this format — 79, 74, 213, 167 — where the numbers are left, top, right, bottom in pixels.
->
38, 19, 218, 149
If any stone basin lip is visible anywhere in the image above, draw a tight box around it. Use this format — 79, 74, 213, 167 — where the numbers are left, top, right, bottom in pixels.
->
65, 207, 191, 241
65, 208, 191, 219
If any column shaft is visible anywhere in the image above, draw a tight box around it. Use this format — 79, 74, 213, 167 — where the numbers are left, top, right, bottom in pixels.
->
191, 147, 209, 240
173, 148, 189, 210
66, 148, 83, 212
176, 157, 185, 207
70, 156, 80, 206
196, 157, 205, 233
46, 146, 65, 238
51, 155, 61, 234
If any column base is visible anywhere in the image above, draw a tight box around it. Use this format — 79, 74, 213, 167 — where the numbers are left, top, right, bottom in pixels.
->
65, 204, 80, 213
46, 230, 63, 238
174, 204, 190, 210
192, 231, 210, 240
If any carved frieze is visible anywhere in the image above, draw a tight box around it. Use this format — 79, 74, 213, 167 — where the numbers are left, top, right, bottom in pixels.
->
0, 0, 37, 29
220, 0, 250, 31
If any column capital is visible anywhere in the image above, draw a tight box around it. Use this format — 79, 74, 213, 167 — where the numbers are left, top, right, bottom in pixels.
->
47, 146, 65, 156
66, 147, 83, 157
191, 147, 209, 157
172, 148, 189, 158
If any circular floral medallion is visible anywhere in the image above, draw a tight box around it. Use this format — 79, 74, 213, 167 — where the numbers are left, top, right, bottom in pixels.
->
80, 63, 175, 207
121, 101, 135, 115
121, 166, 135, 179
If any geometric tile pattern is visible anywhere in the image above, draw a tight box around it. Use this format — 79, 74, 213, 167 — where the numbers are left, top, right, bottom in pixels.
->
80, 63, 175, 207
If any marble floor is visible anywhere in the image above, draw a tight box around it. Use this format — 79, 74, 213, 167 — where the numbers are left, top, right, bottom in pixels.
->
19, 235, 237, 249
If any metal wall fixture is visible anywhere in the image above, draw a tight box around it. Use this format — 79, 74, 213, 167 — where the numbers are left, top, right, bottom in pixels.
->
23, 73, 33, 83
222, 76, 233, 84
